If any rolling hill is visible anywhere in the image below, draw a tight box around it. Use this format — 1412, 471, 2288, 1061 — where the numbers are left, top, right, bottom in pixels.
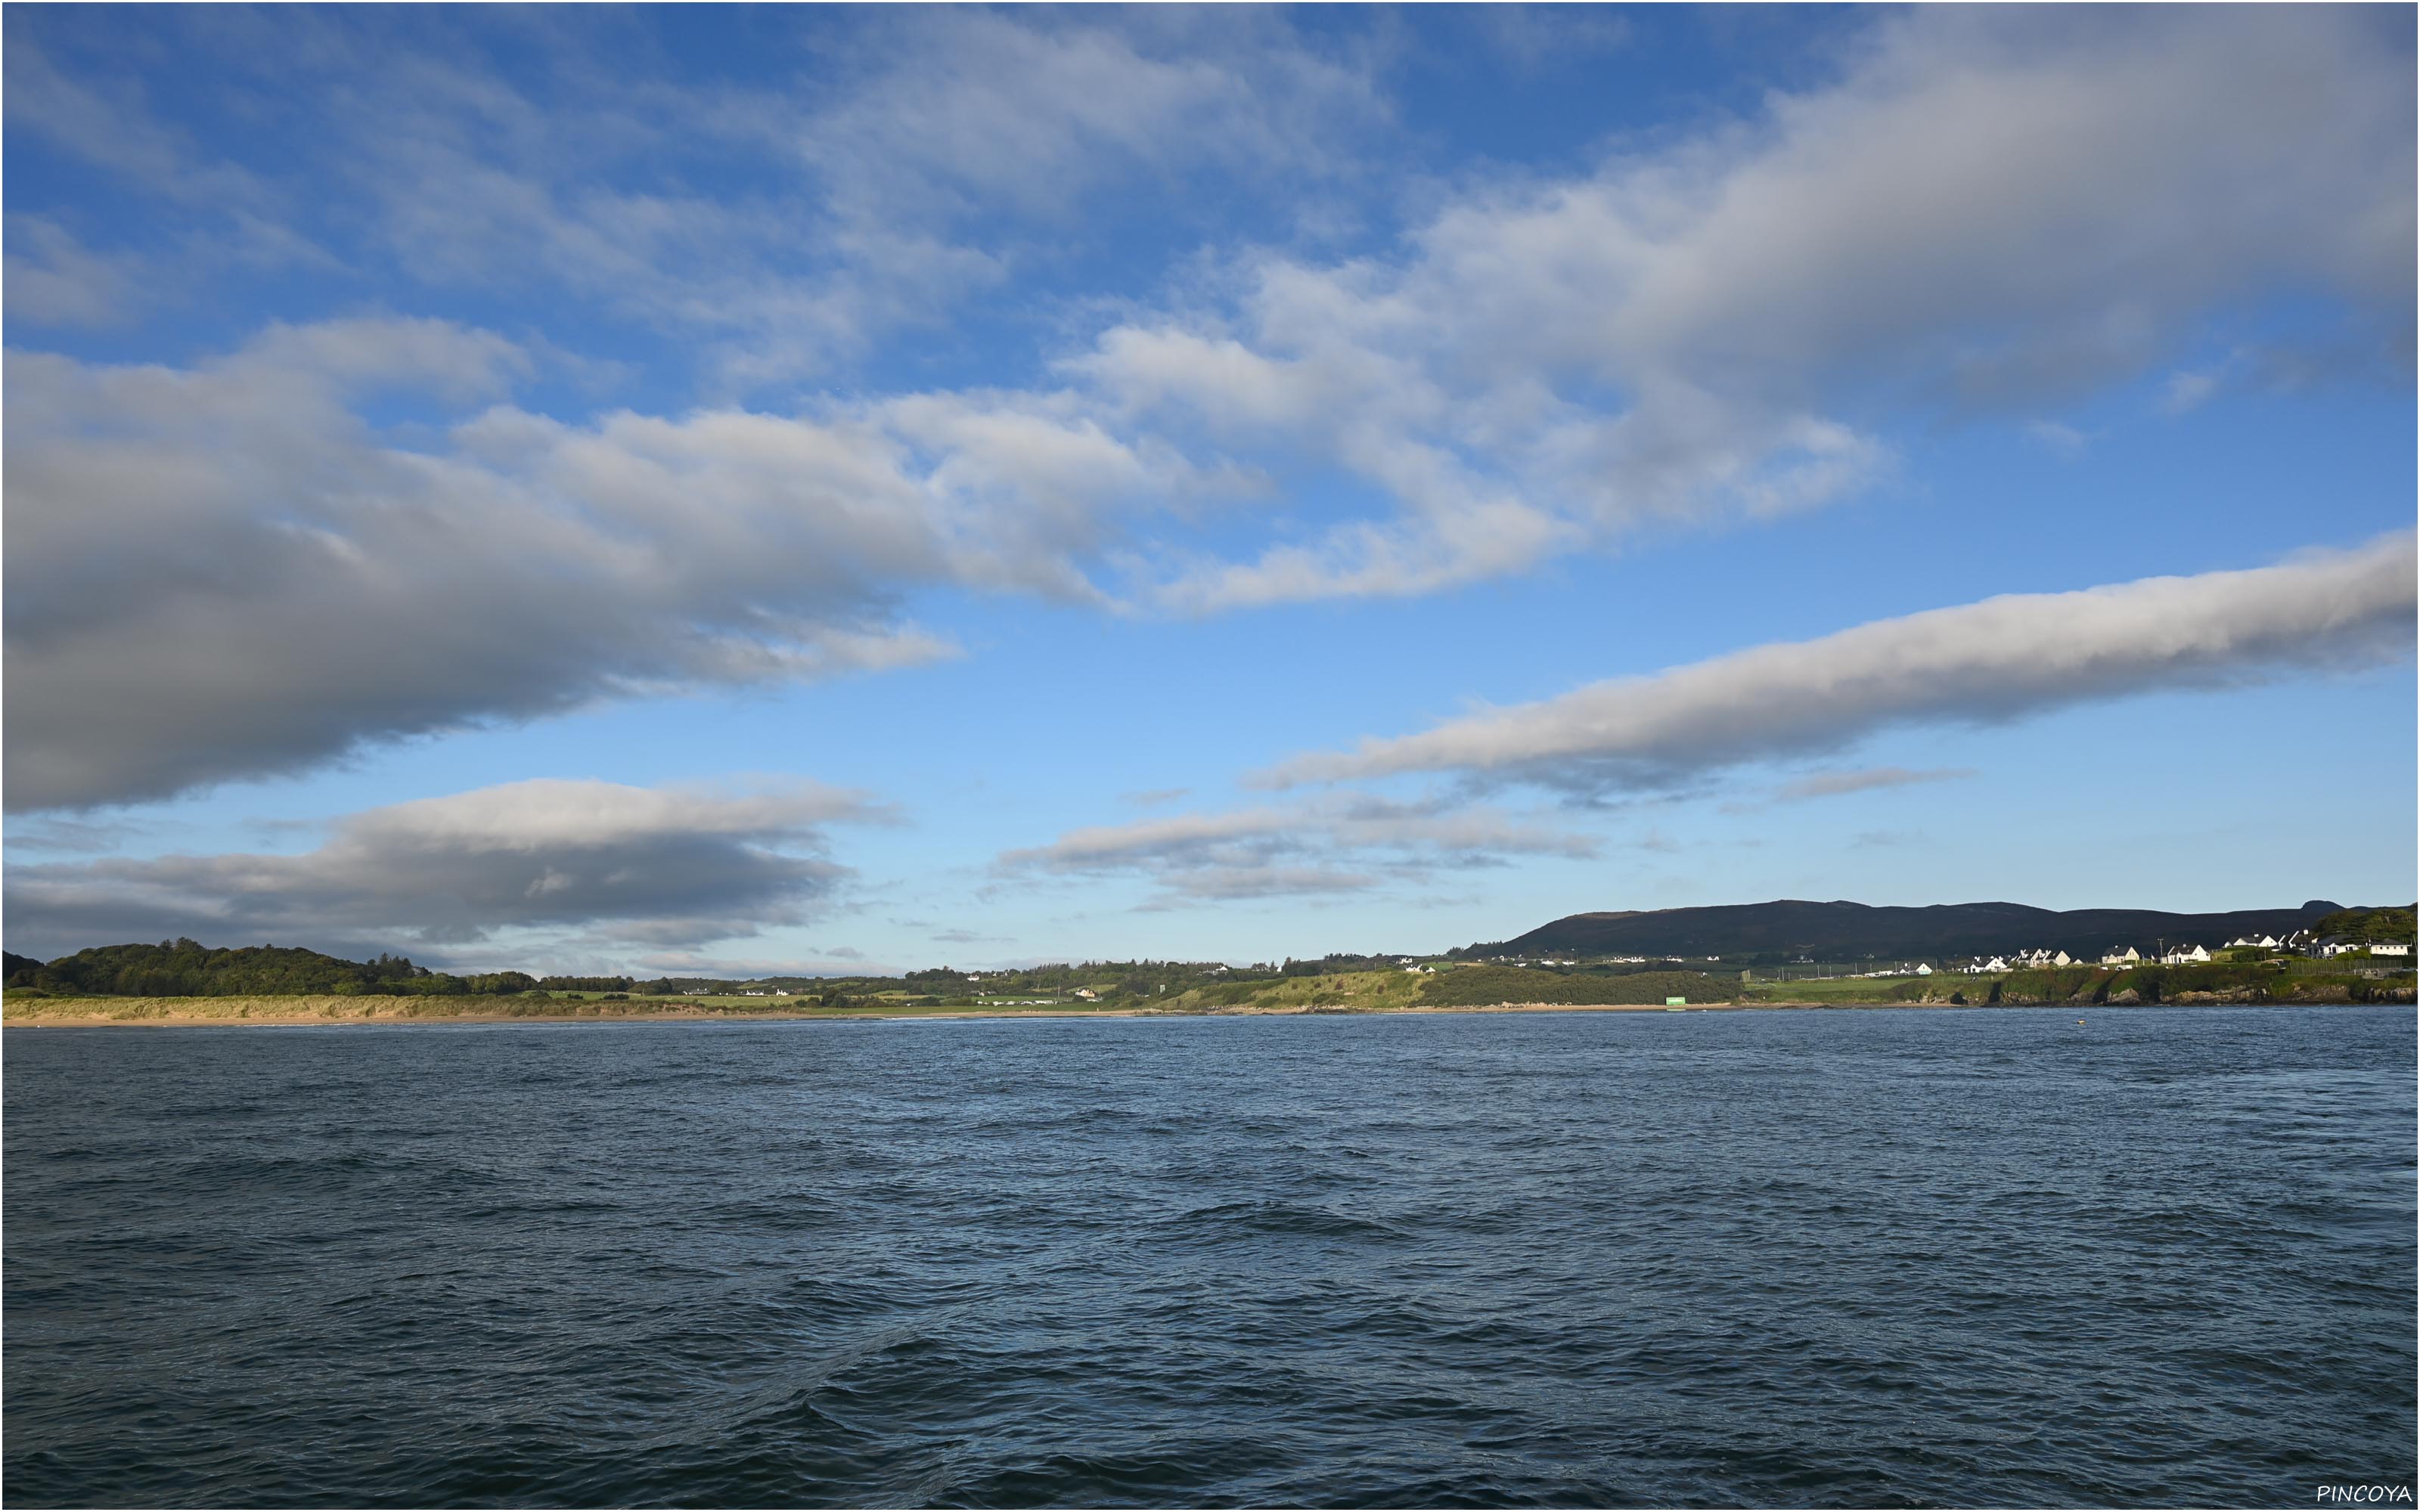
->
1466, 899, 2353, 963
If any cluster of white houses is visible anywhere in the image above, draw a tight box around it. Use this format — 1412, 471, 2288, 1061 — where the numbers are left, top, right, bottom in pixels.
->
1961, 931, 2408, 973
1964, 944, 2201, 973
2230, 929, 2410, 959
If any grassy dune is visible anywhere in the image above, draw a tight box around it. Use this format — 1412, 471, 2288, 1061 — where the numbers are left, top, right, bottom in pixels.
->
1162, 969, 1435, 1013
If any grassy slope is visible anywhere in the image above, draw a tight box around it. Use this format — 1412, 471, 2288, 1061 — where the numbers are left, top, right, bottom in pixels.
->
1415, 967, 1739, 1007
1164, 966, 1744, 1012
1162, 970, 1435, 1013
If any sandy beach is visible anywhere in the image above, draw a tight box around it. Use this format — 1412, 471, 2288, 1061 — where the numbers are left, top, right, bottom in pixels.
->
0, 993, 2157, 1028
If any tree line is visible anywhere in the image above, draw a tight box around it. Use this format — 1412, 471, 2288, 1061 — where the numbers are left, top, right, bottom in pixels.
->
2, 940, 638, 999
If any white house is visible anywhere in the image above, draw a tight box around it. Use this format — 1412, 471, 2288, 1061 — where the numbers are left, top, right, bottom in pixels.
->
2052, 950, 2073, 967
1915, 963, 1933, 976
1073, 988, 1098, 1000
2312, 937, 2403, 959
2225, 935, 2281, 950
2161, 944, 2211, 965
1978, 956, 2010, 974
2101, 946, 2141, 966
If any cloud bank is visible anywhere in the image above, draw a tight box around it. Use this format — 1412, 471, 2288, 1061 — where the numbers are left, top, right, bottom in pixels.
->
1771, 767, 1979, 803
4, 9, 1384, 382
1083, 6, 2414, 608
3, 321, 1230, 810
5, 8, 2409, 814
998, 794, 1597, 906
2, 778, 886, 965
1260, 535, 2418, 793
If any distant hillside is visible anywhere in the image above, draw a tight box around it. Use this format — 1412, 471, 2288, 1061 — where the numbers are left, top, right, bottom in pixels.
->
1417, 967, 1736, 1008
2, 940, 627, 999
2310, 906, 2418, 944
1466, 899, 2353, 963
7, 940, 461, 998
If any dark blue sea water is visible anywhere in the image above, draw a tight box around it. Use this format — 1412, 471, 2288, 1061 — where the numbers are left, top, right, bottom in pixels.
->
5, 1005, 2413, 1507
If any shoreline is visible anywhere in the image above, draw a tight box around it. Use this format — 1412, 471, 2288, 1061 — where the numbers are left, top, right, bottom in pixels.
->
2, 998, 1757, 1028
3, 994, 2400, 1028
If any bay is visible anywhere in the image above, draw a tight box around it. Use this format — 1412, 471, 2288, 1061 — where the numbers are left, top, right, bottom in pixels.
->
5, 1005, 2412, 1507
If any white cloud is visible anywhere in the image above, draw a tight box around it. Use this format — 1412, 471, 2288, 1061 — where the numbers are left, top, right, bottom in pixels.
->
6, 8, 2411, 819
82, 8, 1386, 389
1119, 788, 1192, 809
1, 33, 266, 207
2159, 365, 2228, 416
786, 9, 1383, 223
1073, 7, 2412, 606
1770, 767, 1979, 803
631, 949, 900, 979
1471, 6, 1634, 72
999, 793, 1597, 906
2024, 420, 2089, 459
4, 321, 1261, 811
2, 778, 889, 965
1258, 534, 2418, 793
3, 217, 145, 327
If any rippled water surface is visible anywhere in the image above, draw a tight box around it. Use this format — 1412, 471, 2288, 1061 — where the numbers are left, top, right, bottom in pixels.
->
6, 1006, 2413, 1507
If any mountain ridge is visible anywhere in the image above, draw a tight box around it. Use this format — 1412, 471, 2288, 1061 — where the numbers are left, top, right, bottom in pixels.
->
1466, 898, 2356, 962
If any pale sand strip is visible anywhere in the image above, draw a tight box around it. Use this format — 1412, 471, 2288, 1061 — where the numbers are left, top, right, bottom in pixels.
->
2, 996, 1996, 1028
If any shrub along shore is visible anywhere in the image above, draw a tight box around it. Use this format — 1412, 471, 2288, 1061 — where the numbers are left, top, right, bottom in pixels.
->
11, 931, 2412, 1026
1751, 961, 2415, 1007
4, 965, 2407, 1029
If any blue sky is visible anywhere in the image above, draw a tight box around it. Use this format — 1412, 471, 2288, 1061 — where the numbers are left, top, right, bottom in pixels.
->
5, 5, 2413, 975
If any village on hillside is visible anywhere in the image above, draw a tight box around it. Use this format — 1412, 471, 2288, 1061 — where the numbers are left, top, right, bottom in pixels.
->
1951, 929, 2411, 977
1794, 926, 2412, 982
1480, 919, 2415, 983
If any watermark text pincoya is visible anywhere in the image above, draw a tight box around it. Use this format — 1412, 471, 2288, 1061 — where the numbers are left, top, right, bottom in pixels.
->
2317, 1486, 2412, 1504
